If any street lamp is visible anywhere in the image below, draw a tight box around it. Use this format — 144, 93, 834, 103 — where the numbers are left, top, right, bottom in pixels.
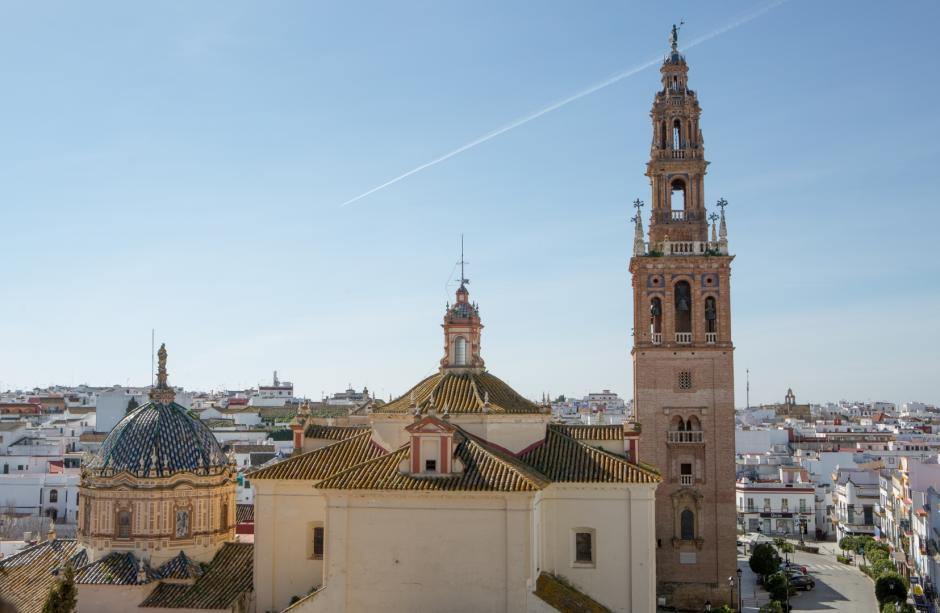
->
728, 576, 735, 612
736, 568, 743, 612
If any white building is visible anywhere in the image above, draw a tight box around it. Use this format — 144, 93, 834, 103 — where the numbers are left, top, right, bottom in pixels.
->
832, 468, 880, 541
249, 372, 295, 407
736, 470, 816, 537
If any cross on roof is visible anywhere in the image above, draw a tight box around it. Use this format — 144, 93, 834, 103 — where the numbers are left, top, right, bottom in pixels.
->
633, 198, 645, 211
716, 198, 728, 211
709, 212, 719, 223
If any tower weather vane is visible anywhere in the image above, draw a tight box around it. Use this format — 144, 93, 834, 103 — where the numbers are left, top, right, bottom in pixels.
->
633, 198, 645, 214
708, 212, 719, 224
716, 197, 728, 211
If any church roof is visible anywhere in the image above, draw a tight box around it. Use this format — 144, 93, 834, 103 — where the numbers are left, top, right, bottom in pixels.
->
550, 424, 625, 441
140, 543, 253, 610
74, 551, 159, 585
372, 371, 543, 416
316, 430, 548, 492
303, 423, 370, 440
250, 431, 385, 481
87, 400, 230, 477
0, 540, 86, 613
155, 551, 203, 581
519, 425, 660, 484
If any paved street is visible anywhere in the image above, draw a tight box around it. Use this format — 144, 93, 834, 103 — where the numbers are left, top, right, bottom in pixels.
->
736, 543, 879, 613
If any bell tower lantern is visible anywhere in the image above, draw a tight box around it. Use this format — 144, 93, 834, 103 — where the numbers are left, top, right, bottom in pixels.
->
441, 239, 484, 372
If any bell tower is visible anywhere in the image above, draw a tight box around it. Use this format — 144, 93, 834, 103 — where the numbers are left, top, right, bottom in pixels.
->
630, 24, 737, 609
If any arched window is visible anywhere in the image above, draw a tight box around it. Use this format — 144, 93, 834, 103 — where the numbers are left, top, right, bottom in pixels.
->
671, 415, 686, 431
674, 281, 692, 333
117, 510, 131, 539
686, 416, 701, 431
705, 297, 717, 334
220, 498, 228, 530
49, 489, 58, 503
660, 121, 667, 148
454, 337, 467, 366
673, 119, 681, 149
650, 297, 663, 335
670, 178, 686, 212
680, 509, 695, 540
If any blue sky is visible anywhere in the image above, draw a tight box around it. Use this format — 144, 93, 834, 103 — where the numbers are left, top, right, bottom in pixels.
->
1, 1, 937, 406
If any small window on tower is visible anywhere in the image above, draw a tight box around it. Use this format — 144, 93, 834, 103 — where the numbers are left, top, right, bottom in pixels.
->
425, 459, 437, 473
454, 336, 467, 366
678, 371, 692, 390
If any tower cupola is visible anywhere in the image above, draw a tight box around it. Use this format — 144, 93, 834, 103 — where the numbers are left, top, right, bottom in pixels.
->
440, 239, 484, 372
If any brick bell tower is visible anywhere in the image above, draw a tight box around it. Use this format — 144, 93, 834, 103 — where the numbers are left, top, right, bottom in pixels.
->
630, 24, 737, 610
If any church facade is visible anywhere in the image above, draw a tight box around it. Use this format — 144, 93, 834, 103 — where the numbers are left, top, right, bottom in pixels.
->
252, 282, 659, 613
631, 26, 738, 609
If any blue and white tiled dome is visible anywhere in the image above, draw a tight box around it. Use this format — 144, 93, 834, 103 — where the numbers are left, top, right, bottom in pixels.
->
88, 400, 229, 477
87, 343, 230, 477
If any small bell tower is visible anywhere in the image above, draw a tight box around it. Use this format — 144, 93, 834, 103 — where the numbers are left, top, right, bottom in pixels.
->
441, 237, 484, 372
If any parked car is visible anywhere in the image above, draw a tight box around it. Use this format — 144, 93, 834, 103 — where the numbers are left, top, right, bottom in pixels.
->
780, 561, 808, 575
788, 572, 816, 591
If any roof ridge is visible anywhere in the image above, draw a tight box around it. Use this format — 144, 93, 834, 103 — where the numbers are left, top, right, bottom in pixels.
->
455, 427, 550, 488
250, 430, 375, 480
547, 427, 661, 480
317, 446, 409, 489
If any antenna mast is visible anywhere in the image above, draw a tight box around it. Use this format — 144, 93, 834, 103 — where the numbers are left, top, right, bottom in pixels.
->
458, 234, 469, 287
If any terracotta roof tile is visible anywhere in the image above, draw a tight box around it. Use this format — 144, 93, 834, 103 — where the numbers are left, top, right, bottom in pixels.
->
520, 426, 660, 484
373, 371, 543, 415
303, 424, 369, 440
155, 551, 202, 581
0, 540, 85, 613
139, 543, 252, 610
550, 424, 625, 441
236, 504, 254, 523
317, 431, 548, 492
251, 431, 384, 481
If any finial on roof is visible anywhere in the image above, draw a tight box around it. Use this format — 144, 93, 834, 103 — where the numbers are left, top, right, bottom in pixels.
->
149, 343, 177, 404
709, 212, 719, 243
717, 198, 729, 254
457, 234, 469, 289
632, 198, 646, 256
47, 518, 56, 541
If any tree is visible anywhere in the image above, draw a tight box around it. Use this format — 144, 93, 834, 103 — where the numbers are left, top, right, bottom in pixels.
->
125, 397, 139, 414
749, 543, 781, 577
42, 563, 77, 613
875, 572, 909, 605
763, 572, 794, 603
839, 535, 858, 555
881, 602, 915, 613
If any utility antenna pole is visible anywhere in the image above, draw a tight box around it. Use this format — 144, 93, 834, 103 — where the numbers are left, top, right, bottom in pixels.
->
457, 234, 469, 287
746, 368, 750, 409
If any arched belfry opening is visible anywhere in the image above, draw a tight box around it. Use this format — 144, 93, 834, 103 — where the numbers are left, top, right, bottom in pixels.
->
674, 281, 692, 334
670, 178, 686, 213
672, 119, 682, 149
650, 297, 663, 337
704, 296, 717, 334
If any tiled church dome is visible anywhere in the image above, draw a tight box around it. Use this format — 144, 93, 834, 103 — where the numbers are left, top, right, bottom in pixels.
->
87, 400, 229, 477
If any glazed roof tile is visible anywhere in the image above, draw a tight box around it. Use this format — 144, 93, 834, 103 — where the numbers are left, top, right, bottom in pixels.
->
250, 431, 384, 481
139, 543, 253, 610
303, 424, 369, 439
520, 426, 660, 484
550, 424, 625, 441
372, 371, 543, 415
87, 401, 230, 477
155, 551, 203, 581
0, 540, 85, 613
74, 551, 159, 585
317, 431, 548, 492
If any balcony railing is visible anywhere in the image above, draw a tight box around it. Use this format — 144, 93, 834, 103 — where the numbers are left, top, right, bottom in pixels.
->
675, 332, 692, 344
651, 332, 662, 345
668, 430, 704, 444
705, 332, 717, 344
680, 475, 694, 486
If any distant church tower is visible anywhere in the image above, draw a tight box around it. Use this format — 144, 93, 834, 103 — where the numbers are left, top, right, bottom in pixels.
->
630, 24, 737, 609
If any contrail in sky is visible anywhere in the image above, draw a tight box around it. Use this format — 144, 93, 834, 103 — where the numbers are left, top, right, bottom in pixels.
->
340, 0, 789, 208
